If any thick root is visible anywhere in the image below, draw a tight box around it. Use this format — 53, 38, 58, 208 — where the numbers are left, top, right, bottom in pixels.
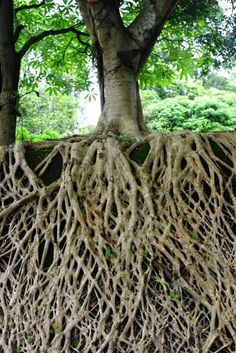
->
0, 131, 236, 353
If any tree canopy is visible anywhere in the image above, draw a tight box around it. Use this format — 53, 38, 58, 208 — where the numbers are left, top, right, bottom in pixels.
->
15, 0, 91, 94
17, 0, 236, 92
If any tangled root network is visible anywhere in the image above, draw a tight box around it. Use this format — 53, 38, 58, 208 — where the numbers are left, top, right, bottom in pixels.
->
0, 131, 236, 353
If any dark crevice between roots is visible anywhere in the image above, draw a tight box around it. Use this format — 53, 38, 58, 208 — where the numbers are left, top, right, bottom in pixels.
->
209, 138, 233, 168
25, 147, 54, 171
129, 142, 151, 164
40, 153, 63, 186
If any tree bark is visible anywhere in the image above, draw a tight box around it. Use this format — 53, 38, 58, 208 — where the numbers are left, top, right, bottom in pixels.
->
0, 0, 20, 146
96, 67, 147, 136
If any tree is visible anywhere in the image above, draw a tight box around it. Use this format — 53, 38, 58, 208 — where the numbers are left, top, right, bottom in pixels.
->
1, 2, 236, 352
18, 88, 80, 136
75, 0, 235, 137
1, 0, 235, 145
203, 70, 236, 91
76, 0, 179, 136
0, 0, 89, 146
0, 1, 19, 146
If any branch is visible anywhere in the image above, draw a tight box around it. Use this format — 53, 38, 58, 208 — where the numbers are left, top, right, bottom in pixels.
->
15, 0, 46, 14
71, 28, 92, 48
18, 24, 89, 58
54, 38, 74, 70
76, 0, 123, 47
128, 0, 179, 49
127, 0, 179, 73
14, 1, 46, 44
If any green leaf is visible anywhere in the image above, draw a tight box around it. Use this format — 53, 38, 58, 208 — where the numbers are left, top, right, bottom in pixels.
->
71, 339, 80, 348
12, 346, 21, 353
103, 244, 117, 260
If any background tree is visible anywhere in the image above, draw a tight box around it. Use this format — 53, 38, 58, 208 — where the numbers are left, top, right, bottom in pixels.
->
17, 87, 81, 141
203, 69, 236, 91
0, 0, 90, 146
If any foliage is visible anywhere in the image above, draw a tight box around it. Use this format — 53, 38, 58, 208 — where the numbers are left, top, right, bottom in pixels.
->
103, 244, 117, 260
18, 88, 80, 136
14, 0, 91, 94
14, 0, 236, 95
141, 90, 161, 110
157, 278, 181, 301
79, 125, 96, 134
16, 127, 61, 142
203, 69, 236, 91
142, 78, 236, 132
139, 0, 236, 88
12, 347, 21, 353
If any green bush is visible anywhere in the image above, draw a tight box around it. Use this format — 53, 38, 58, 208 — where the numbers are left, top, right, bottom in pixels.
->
16, 127, 61, 142
142, 86, 236, 133
145, 98, 192, 132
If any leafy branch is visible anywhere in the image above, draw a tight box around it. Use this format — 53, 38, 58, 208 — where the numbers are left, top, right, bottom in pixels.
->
15, 0, 46, 14
18, 24, 89, 58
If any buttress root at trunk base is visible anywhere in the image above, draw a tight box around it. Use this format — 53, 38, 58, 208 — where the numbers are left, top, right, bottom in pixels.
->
0, 131, 236, 353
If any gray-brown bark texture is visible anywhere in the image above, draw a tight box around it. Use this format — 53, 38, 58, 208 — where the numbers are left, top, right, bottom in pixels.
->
0, 0, 20, 146
0, 131, 236, 352
76, 0, 178, 137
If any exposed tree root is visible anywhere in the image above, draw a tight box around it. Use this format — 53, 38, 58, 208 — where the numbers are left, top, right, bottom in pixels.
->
0, 131, 236, 353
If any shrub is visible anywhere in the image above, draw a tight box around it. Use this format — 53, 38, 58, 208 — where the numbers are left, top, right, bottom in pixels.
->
143, 87, 236, 133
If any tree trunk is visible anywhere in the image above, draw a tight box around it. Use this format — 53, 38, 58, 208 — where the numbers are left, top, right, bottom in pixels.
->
76, 0, 179, 137
0, 0, 20, 146
76, 0, 152, 137
96, 66, 147, 137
